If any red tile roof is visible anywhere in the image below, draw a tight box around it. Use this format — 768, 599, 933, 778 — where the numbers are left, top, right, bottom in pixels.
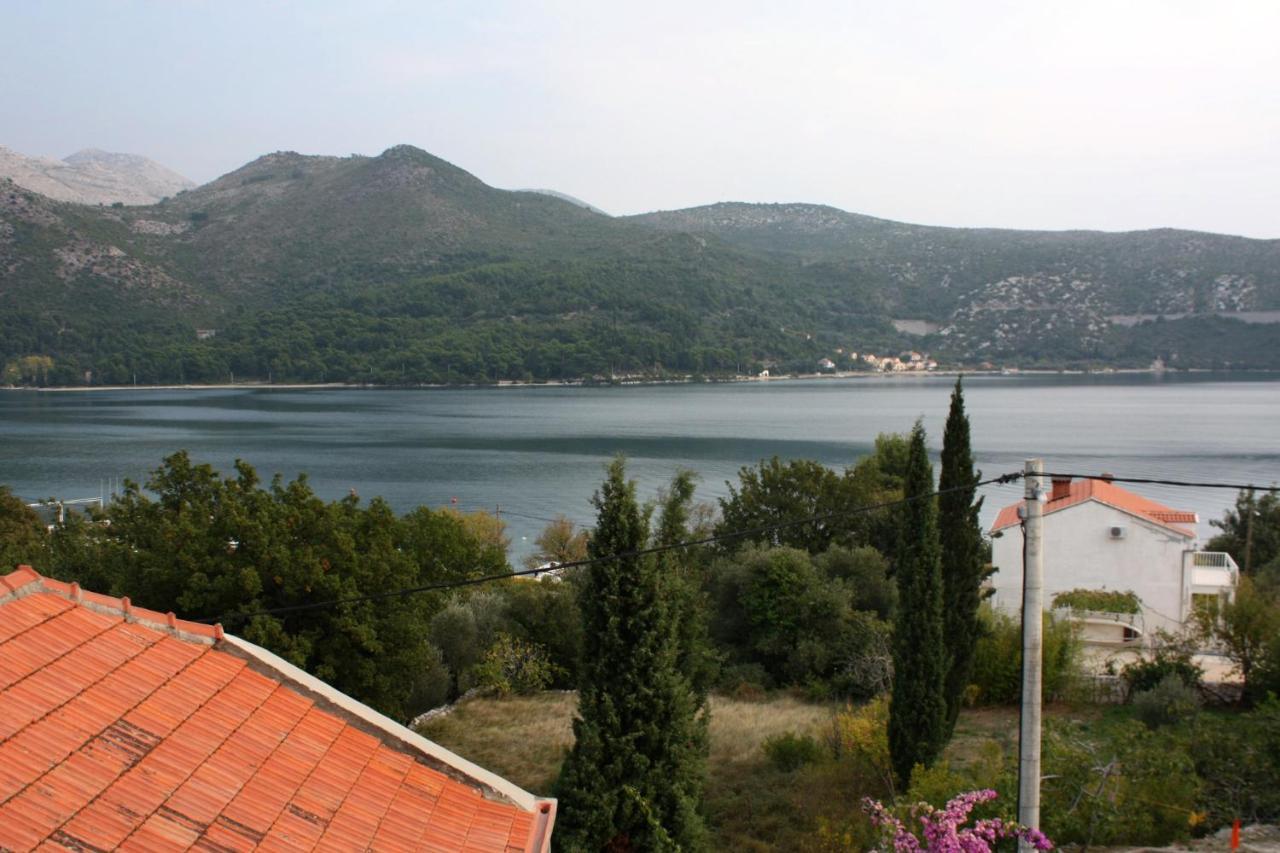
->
0, 566, 555, 852
990, 477, 1197, 537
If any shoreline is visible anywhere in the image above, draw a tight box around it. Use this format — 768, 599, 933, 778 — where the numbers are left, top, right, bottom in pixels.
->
0, 366, 1261, 394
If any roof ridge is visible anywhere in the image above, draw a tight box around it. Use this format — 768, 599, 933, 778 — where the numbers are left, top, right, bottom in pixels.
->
991, 476, 1197, 537
1, 566, 224, 644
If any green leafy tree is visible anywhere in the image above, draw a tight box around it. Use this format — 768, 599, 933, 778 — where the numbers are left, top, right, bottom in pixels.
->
1208, 489, 1280, 575
553, 458, 707, 851
0, 486, 49, 571
1198, 576, 1280, 706
716, 457, 848, 554
34, 451, 503, 720
522, 515, 589, 569
938, 377, 985, 736
655, 470, 719, 700
715, 437, 908, 558
888, 422, 947, 789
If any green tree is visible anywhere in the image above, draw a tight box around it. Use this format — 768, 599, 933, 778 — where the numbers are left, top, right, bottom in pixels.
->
655, 470, 719, 700
716, 457, 848, 554
938, 377, 985, 736
1198, 576, 1280, 706
522, 515, 589, 570
1208, 489, 1280, 575
0, 486, 49, 571
888, 422, 947, 789
553, 458, 707, 851
35, 451, 501, 720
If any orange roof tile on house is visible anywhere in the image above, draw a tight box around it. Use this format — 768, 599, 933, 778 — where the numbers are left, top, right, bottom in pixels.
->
0, 566, 555, 852
990, 476, 1197, 538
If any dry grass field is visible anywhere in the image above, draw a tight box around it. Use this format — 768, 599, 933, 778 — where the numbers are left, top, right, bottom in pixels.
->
417, 691, 833, 795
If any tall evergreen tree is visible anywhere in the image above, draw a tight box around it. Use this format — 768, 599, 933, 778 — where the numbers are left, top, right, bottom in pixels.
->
553, 458, 707, 852
889, 422, 948, 789
938, 377, 985, 736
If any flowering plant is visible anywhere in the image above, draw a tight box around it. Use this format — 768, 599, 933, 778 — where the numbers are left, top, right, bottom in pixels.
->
863, 789, 1053, 851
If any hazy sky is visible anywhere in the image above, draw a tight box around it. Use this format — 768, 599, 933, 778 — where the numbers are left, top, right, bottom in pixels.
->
4, 0, 1278, 237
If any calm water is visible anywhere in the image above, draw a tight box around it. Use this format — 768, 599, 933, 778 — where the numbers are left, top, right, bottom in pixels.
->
2, 374, 1277, 563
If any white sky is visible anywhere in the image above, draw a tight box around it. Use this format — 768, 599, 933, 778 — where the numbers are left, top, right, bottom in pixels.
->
4, 0, 1278, 236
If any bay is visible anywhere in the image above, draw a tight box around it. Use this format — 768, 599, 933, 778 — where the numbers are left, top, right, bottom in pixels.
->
1, 373, 1277, 564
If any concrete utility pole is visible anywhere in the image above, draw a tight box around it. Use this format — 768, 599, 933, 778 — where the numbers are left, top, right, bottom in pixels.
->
1018, 458, 1045, 849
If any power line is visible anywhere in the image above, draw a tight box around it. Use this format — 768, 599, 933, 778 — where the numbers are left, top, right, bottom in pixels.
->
196, 471, 1024, 626
1040, 473, 1277, 492
190, 469, 1275, 627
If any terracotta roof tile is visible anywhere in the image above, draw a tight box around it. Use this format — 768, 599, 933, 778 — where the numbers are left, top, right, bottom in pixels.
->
0, 568, 555, 852
991, 476, 1197, 537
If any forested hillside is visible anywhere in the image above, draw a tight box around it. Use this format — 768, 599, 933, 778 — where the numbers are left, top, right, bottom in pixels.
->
3, 147, 1279, 386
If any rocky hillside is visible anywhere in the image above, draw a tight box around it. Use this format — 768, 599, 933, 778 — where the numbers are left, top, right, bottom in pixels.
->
0, 145, 193, 206
2, 146, 1279, 386
627, 202, 1280, 363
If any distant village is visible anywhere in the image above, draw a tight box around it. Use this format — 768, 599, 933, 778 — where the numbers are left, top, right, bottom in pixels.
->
769, 349, 939, 378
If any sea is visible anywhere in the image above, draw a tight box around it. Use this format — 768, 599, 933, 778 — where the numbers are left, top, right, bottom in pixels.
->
2, 373, 1277, 564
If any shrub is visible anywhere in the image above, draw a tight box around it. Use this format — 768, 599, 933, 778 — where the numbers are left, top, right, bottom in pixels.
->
1052, 588, 1141, 614
763, 731, 824, 772
469, 634, 556, 696
719, 662, 771, 695
1037, 718, 1197, 847
1132, 673, 1201, 729
1121, 629, 1203, 697
969, 606, 1081, 705
863, 790, 1052, 851
1192, 698, 1280, 828
405, 644, 452, 717
828, 697, 894, 797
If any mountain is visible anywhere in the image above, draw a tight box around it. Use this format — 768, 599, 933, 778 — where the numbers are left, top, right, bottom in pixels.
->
0, 145, 194, 206
2, 145, 1279, 387
627, 202, 1280, 363
518, 188, 609, 215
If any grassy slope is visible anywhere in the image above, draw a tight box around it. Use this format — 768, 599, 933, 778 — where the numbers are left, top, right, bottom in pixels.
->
418, 691, 838, 851
417, 693, 1079, 851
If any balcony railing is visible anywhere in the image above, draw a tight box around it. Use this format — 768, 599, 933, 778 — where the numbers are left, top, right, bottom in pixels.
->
1184, 551, 1239, 589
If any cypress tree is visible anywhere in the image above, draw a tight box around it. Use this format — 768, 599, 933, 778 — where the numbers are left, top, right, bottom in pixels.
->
889, 422, 948, 789
553, 458, 707, 852
939, 377, 986, 737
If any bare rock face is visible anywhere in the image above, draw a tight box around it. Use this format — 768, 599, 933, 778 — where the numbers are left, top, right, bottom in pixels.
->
0, 145, 194, 206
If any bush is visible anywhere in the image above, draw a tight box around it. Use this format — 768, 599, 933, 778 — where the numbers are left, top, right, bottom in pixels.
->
405, 644, 452, 717
719, 662, 771, 695
1052, 588, 1141, 614
1036, 718, 1197, 847
1121, 629, 1203, 697
469, 634, 556, 696
1132, 673, 1201, 729
1192, 698, 1280, 828
828, 697, 894, 797
969, 607, 1081, 705
763, 731, 825, 772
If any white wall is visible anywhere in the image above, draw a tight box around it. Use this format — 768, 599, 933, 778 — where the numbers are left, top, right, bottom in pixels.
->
989, 500, 1194, 635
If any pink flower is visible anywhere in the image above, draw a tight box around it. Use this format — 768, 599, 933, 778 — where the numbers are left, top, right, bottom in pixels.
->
862, 790, 1053, 852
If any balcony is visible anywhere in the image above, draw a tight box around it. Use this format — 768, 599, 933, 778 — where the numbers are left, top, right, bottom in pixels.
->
1185, 551, 1239, 590
1051, 607, 1144, 645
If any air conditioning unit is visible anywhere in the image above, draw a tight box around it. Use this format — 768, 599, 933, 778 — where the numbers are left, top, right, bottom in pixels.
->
1109, 525, 1127, 540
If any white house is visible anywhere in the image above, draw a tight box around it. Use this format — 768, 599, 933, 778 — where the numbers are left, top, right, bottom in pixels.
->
989, 476, 1237, 653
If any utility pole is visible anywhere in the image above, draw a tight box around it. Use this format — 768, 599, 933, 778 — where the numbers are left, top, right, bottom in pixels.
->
1018, 458, 1045, 849
1244, 487, 1256, 574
